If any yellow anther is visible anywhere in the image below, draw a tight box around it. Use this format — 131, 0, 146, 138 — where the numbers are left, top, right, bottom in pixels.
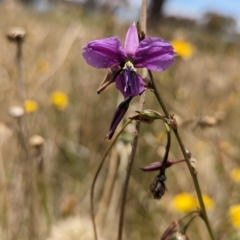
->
123, 61, 136, 71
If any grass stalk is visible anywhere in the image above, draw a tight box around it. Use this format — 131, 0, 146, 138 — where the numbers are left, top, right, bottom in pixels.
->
90, 120, 132, 240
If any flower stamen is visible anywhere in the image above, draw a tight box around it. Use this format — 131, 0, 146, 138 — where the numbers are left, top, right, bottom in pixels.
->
123, 60, 136, 71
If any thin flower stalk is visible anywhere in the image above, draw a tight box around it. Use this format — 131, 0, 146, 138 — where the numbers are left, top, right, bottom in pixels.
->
148, 69, 215, 240
150, 124, 171, 199
90, 120, 132, 240
117, 1, 149, 239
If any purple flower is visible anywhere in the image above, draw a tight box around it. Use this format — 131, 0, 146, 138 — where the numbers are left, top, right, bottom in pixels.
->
82, 23, 175, 139
82, 23, 175, 98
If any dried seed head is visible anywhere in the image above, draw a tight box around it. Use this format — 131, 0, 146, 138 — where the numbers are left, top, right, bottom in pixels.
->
29, 135, 45, 147
8, 105, 24, 118
7, 27, 26, 42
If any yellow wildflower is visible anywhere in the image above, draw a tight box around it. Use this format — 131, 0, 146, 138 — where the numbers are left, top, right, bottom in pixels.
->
50, 91, 68, 111
230, 168, 240, 183
171, 40, 194, 60
173, 193, 214, 213
229, 204, 240, 229
172, 193, 196, 213
24, 100, 38, 113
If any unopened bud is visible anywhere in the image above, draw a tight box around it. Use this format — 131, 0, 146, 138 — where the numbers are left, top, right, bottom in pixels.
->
129, 109, 164, 124
105, 97, 132, 140
141, 161, 173, 172
150, 174, 166, 199
141, 159, 185, 172
161, 221, 189, 240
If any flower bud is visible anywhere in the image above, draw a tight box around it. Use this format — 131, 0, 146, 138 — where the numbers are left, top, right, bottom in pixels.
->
129, 109, 164, 124
150, 174, 166, 199
105, 97, 132, 140
141, 161, 173, 172
141, 159, 185, 172
161, 221, 189, 240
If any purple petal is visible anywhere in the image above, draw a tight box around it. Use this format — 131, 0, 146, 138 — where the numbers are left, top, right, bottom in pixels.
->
115, 70, 145, 98
82, 37, 127, 69
105, 97, 132, 140
124, 23, 139, 56
133, 37, 176, 71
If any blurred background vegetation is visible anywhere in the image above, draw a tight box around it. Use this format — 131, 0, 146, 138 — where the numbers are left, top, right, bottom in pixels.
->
0, 0, 240, 239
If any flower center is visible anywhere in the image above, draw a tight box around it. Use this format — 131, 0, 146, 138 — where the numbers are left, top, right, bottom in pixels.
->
122, 61, 138, 94
123, 61, 136, 72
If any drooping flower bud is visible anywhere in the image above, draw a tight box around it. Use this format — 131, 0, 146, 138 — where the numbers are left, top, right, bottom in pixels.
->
150, 174, 166, 199
105, 97, 132, 140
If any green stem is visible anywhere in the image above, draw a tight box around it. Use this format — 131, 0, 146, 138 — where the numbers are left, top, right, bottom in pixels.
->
148, 70, 215, 240
90, 120, 132, 240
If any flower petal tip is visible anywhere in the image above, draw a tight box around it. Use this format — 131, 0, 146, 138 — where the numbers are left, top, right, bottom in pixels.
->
124, 23, 139, 55
105, 131, 114, 140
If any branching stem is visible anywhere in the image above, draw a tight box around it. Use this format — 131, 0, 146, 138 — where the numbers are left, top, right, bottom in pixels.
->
148, 70, 215, 240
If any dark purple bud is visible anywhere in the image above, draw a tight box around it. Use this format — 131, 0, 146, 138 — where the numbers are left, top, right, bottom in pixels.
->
141, 161, 173, 171
105, 97, 132, 140
141, 159, 185, 172
150, 174, 167, 199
